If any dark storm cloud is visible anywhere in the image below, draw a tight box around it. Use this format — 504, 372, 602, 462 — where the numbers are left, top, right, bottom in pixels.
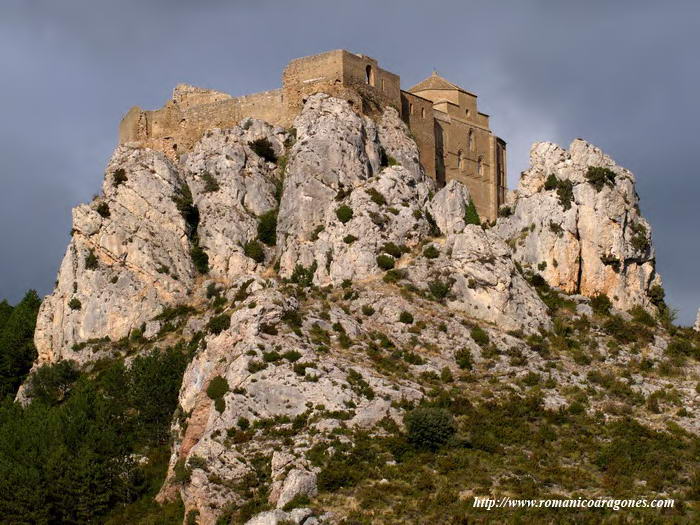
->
1, 0, 697, 323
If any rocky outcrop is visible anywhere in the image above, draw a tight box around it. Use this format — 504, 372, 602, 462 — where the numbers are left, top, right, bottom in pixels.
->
183, 119, 288, 280
426, 179, 471, 235
695, 309, 700, 332
33, 147, 195, 366
32, 121, 288, 367
276, 94, 429, 284
403, 225, 551, 333
494, 139, 661, 311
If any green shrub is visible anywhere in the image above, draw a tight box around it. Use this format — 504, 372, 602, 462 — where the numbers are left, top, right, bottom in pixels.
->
428, 280, 450, 300
404, 407, 455, 451
248, 138, 277, 163
310, 225, 324, 241
289, 262, 317, 287
336, 205, 353, 224
376, 254, 395, 270
214, 397, 226, 413
155, 304, 196, 322
283, 350, 302, 362
423, 244, 440, 259
630, 234, 649, 253
206, 376, 229, 400
96, 202, 110, 218
455, 348, 473, 370
85, 250, 98, 270
248, 360, 267, 373
498, 205, 512, 217
172, 184, 199, 240
257, 209, 278, 246
556, 179, 574, 210
383, 269, 405, 283
470, 326, 490, 347
206, 282, 220, 299
585, 166, 616, 191
262, 351, 281, 362
629, 222, 649, 252
630, 305, 656, 327
440, 367, 454, 383
190, 244, 209, 274
243, 240, 265, 263
112, 168, 128, 187
361, 305, 375, 316
648, 284, 666, 309
590, 294, 612, 316
603, 315, 637, 344
667, 337, 697, 358
201, 172, 220, 192
347, 369, 374, 400
380, 242, 401, 258
542, 174, 574, 209
399, 311, 414, 324
544, 173, 559, 191
366, 188, 387, 206
207, 314, 231, 335
293, 362, 313, 376
464, 199, 481, 226
68, 298, 82, 311
343, 235, 358, 244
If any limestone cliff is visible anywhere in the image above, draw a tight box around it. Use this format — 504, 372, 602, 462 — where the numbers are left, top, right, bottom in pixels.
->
494, 139, 661, 312
24, 95, 699, 525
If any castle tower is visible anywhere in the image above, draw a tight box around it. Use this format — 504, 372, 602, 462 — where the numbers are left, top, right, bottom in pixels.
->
407, 72, 506, 221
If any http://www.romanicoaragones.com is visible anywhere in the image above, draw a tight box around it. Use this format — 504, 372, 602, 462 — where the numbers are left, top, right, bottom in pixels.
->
473, 497, 675, 511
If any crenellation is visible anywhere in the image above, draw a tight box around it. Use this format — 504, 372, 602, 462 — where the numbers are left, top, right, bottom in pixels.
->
118, 49, 507, 220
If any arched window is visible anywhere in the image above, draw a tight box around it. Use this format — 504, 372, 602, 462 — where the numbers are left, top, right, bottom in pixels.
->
465, 108, 471, 118
421, 107, 426, 118
409, 103, 414, 115
458, 150, 464, 171
365, 65, 374, 86
477, 155, 484, 177
468, 128, 475, 152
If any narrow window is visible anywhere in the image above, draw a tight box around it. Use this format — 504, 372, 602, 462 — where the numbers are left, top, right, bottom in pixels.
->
458, 150, 464, 171
365, 65, 374, 86
409, 103, 414, 115
468, 128, 475, 151
477, 155, 484, 177
421, 107, 426, 118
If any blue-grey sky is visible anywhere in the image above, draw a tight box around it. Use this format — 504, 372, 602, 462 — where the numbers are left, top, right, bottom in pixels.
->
1, 1, 697, 324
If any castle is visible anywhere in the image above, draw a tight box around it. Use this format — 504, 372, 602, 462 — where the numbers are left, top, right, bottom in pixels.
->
119, 50, 507, 220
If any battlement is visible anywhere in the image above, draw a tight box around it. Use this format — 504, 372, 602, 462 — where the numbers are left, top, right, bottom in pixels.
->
118, 50, 506, 220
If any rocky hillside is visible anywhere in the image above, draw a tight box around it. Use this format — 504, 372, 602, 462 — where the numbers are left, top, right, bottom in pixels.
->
19, 94, 700, 524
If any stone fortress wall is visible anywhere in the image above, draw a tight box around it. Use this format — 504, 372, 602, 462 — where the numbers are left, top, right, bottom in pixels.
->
119, 50, 506, 220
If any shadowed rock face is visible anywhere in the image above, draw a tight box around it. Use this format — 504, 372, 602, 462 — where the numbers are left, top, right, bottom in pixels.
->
27, 94, 675, 524
32, 120, 289, 367
494, 138, 661, 312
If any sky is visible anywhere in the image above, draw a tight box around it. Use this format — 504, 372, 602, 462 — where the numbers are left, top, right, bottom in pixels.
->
0, 0, 697, 324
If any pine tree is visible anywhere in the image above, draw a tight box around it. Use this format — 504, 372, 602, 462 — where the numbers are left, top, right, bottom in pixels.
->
0, 290, 41, 397
464, 199, 481, 226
